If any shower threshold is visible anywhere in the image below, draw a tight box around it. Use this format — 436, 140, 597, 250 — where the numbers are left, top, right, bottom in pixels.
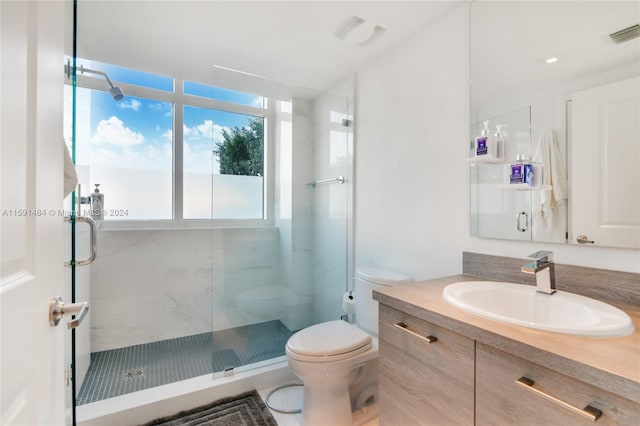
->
77, 320, 295, 405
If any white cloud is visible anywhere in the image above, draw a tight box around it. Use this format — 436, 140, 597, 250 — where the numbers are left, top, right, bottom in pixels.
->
91, 145, 120, 162
149, 102, 172, 117
118, 99, 141, 111
144, 143, 172, 162
184, 141, 218, 174
92, 116, 145, 147
252, 96, 265, 108
90, 142, 171, 171
183, 119, 228, 143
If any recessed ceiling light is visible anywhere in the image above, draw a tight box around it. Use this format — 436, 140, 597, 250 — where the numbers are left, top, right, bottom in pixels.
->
545, 57, 558, 64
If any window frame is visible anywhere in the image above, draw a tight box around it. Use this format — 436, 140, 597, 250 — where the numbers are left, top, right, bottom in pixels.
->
71, 71, 275, 230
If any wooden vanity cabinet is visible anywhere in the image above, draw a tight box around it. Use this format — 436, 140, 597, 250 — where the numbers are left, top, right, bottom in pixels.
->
378, 305, 475, 425
378, 303, 640, 426
476, 342, 640, 426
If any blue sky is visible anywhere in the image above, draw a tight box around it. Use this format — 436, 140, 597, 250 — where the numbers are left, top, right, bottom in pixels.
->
76, 58, 263, 175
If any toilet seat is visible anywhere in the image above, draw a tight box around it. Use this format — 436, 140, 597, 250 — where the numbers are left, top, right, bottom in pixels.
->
286, 320, 372, 363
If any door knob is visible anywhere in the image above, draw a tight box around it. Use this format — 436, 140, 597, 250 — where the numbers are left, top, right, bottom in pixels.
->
576, 235, 595, 244
49, 297, 89, 329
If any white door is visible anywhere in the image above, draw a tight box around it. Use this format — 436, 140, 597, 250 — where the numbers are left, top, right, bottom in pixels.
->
1, 1, 67, 425
571, 76, 640, 249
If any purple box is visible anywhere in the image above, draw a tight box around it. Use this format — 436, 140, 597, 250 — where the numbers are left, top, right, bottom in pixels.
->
476, 137, 488, 156
510, 163, 534, 185
510, 163, 524, 183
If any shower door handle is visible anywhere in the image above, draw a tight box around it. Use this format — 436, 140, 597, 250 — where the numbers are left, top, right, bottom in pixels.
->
64, 215, 97, 267
516, 211, 529, 232
49, 297, 89, 329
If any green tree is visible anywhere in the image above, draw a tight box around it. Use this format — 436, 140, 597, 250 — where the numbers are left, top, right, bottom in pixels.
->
213, 117, 263, 176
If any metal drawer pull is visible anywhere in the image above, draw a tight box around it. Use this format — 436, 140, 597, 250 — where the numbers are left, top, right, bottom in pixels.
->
516, 377, 602, 421
49, 297, 90, 329
394, 322, 438, 343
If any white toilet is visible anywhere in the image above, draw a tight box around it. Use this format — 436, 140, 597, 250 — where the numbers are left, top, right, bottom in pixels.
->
285, 267, 411, 426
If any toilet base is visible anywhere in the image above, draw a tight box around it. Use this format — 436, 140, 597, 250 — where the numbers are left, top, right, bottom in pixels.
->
302, 379, 352, 426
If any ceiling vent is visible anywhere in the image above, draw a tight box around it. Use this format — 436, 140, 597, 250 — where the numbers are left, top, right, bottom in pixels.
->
609, 24, 640, 44
333, 15, 386, 47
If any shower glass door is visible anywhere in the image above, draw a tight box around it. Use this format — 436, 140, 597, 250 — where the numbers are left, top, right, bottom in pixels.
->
70, 1, 217, 414
206, 67, 352, 376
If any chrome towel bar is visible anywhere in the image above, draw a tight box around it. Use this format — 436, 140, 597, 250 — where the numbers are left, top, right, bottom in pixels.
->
307, 176, 345, 187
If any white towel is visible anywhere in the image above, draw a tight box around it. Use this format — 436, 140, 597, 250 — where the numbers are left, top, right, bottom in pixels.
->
531, 130, 568, 243
63, 139, 78, 197
533, 130, 568, 217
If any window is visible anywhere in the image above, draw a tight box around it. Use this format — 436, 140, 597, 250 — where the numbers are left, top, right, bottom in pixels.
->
183, 106, 264, 219
184, 80, 265, 108
69, 59, 269, 224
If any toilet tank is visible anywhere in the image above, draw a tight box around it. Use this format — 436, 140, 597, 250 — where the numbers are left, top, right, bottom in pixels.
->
354, 267, 411, 336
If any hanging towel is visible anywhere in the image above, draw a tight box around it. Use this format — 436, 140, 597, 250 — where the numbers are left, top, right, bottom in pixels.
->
533, 130, 568, 218
63, 139, 78, 198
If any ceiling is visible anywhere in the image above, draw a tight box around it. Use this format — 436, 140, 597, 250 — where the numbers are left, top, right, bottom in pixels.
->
76, 1, 462, 92
471, 1, 640, 108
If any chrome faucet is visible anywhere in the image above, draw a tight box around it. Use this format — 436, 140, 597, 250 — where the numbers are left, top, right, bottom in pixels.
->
521, 250, 556, 294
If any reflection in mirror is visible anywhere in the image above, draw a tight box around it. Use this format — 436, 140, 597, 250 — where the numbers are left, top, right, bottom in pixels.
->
471, 106, 535, 241
470, 1, 640, 248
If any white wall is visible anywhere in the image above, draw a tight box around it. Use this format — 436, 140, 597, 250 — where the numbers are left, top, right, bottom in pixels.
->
354, 2, 640, 279
355, 4, 470, 281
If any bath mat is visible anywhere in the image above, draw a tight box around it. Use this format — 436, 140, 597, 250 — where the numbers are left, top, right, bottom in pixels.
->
142, 390, 277, 426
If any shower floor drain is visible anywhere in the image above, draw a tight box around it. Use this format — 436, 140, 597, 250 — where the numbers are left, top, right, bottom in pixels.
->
123, 368, 144, 378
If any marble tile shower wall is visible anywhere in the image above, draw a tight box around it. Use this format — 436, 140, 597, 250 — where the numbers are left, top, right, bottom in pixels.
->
90, 227, 281, 352
290, 98, 314, 317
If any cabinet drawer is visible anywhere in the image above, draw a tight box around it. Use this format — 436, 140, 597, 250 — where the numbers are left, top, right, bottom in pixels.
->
378, 305, 475, 425
476, 342, 640, 425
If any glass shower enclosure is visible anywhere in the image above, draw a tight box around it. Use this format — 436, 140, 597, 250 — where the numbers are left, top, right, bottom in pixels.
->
66, 2, 353, 413
205, 68, 352, 377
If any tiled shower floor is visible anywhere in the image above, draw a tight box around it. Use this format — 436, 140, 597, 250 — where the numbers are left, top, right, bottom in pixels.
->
77, 320, 295, 405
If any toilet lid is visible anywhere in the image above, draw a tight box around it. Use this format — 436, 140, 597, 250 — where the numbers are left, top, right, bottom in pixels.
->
286, 320, 371, 358
356, 267, 412, 286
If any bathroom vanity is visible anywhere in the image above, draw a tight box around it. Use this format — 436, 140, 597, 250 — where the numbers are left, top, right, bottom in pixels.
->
374, 255, 640, 425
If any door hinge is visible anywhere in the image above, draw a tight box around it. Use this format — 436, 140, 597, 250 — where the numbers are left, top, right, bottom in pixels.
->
65, 366, 73, 387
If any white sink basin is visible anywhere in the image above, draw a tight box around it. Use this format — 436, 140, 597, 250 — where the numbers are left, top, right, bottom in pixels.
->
443, 281, 634, 338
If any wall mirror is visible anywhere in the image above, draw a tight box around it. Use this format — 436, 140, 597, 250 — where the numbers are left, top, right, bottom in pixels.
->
470, 1, 640, 249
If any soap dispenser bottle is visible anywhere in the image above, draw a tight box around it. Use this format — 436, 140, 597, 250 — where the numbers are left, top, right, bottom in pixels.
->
494, 124, 507, 161
90, 184, 104, 221
474, 120, 491, 157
